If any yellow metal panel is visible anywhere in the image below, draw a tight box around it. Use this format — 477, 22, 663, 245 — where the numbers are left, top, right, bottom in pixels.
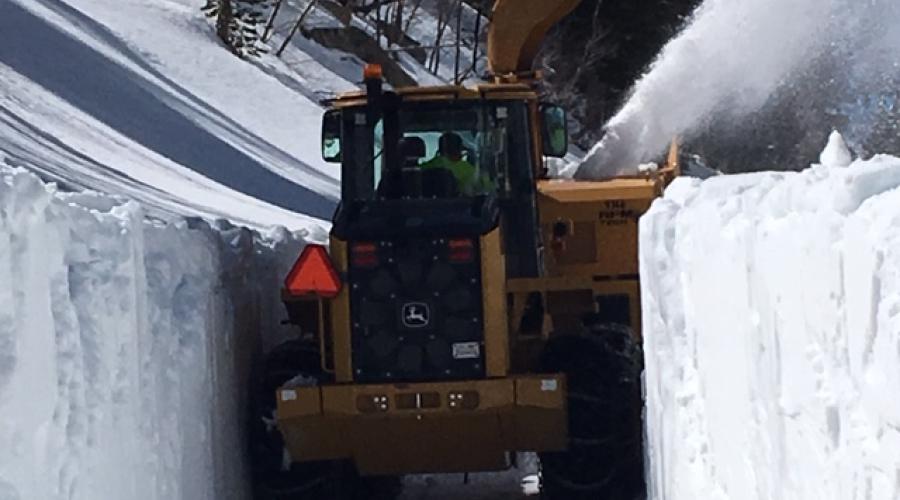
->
488, 0, 581, 75
276, 386, 322, 419
280, 417, 351, 461
353, 414, 509, 475
595, 210, 640, 276
627, 279, 644, 339
277, 376, 566, 474
328, 237, 354, 382
505, 277, 643, 337
515, 374, 566, 410
539, 184, 653, 279
322, 384, 359, 415
480, 229, 509, 378
512, 375, 568, 451
538, 178, 661, 203
320, 378, 516, 416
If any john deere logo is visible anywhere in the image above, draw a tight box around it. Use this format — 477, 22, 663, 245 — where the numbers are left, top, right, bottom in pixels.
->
402, 302, 430, 328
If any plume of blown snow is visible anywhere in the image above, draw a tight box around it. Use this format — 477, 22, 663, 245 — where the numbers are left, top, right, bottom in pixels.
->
575, 0, 900, 178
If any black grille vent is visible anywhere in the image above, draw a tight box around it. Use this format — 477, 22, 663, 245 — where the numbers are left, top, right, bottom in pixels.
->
348, 237, 485, 383
596, 294, 632, 326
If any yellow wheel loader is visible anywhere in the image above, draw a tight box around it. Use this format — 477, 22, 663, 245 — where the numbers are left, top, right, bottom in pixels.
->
251, 1, 679, 498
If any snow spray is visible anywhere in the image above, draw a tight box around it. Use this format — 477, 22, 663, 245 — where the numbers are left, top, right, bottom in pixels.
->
575, 0, 900, 178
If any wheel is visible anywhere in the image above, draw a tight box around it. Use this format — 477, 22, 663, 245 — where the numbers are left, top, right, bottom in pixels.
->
538, 323, 645, 500
250, 341, 403, 500
250, 340, 333, 499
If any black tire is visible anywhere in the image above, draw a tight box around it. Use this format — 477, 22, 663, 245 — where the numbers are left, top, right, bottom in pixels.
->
250, 341, 403, 500
251, 340, 331, 500
538, 323, 645, 500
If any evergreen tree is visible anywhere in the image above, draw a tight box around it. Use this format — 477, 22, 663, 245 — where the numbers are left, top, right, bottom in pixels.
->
203, 0, 272, 58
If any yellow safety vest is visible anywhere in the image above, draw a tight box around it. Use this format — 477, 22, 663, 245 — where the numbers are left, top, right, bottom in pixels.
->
421, 156, 492, 194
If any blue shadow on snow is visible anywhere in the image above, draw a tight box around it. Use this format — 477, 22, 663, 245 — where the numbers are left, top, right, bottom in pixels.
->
0, 1, 337, 220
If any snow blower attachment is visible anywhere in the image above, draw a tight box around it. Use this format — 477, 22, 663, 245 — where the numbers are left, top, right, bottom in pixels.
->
255, 1, 680, 498
487, 0, 581, 80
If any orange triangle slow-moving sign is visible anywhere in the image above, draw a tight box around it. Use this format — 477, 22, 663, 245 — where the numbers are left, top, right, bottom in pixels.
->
284, 244, 342, 298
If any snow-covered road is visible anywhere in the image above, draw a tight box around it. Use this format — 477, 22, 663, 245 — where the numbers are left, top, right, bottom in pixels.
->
400, 474, 530, 500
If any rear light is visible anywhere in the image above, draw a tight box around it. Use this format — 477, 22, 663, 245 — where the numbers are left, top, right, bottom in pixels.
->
284, 244, 342, 298
351, 242, 379, 268
448, 238, 475, 263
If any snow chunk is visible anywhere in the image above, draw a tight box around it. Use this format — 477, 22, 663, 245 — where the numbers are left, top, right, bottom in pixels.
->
640, 154, 900, 500
639, 163, 660, 174
283, 374, 319, 388
819, 131, 853, 168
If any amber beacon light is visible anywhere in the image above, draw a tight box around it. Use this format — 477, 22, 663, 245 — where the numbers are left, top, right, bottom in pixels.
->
363, 63, 383, 80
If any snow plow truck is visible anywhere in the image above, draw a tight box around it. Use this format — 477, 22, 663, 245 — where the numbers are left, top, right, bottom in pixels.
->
252, 0, 680, 498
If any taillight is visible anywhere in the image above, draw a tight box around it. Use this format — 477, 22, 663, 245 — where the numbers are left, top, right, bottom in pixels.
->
284, 244, 342, 298
351, 242, 379, 268
448, 238, 475, 263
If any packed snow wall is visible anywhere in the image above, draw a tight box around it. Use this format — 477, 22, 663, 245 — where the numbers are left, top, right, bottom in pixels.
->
640, 151, 900, 500
0, 165, 306, 500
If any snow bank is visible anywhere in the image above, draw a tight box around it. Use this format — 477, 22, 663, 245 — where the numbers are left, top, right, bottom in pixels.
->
640, 147, 900, 499
0, 166, 304, 500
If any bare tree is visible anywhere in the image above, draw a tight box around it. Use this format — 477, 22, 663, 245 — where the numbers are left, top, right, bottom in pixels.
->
374, 0, 382, 47
428, 0, 458, 74
403, 0, 423, 34
461, 5, 483, 80
276, 0, 320, 57
261, 0, 285, 42
453, 0, 463, 83
393, 0, 404, 40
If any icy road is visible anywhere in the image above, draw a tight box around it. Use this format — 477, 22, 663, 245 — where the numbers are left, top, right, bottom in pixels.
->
400, 471, 534, 500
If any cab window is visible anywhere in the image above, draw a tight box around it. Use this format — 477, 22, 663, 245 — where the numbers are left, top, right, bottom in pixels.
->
349, 101, 532, 200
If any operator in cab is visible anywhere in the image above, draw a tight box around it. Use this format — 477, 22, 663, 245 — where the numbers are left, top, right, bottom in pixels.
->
421, 132, 492, 196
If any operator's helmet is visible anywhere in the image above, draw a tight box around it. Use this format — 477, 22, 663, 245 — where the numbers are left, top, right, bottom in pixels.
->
438, 132, 464, 158
399, 136, 426, 166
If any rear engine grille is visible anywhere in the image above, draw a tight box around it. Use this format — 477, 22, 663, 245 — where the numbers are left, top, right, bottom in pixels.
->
348, 237, 485, 383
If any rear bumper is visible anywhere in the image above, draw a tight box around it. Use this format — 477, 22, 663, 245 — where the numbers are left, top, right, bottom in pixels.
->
276, 374, 567, 475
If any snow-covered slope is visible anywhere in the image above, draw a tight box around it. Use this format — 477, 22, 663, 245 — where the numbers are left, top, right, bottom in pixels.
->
0, 164, 305, 500
0, 0, 494, 231
0, 0, 348, 230
640, 141, 900, 499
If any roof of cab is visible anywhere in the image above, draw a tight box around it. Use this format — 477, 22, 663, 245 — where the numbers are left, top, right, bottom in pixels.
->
326, 83, 539, 108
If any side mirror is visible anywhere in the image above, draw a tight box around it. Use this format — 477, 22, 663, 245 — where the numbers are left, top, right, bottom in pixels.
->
321, 109, 342, 163
540, 104, 568, 158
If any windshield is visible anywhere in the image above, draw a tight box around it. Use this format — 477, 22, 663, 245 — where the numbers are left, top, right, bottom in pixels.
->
342, 100, 532, 201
